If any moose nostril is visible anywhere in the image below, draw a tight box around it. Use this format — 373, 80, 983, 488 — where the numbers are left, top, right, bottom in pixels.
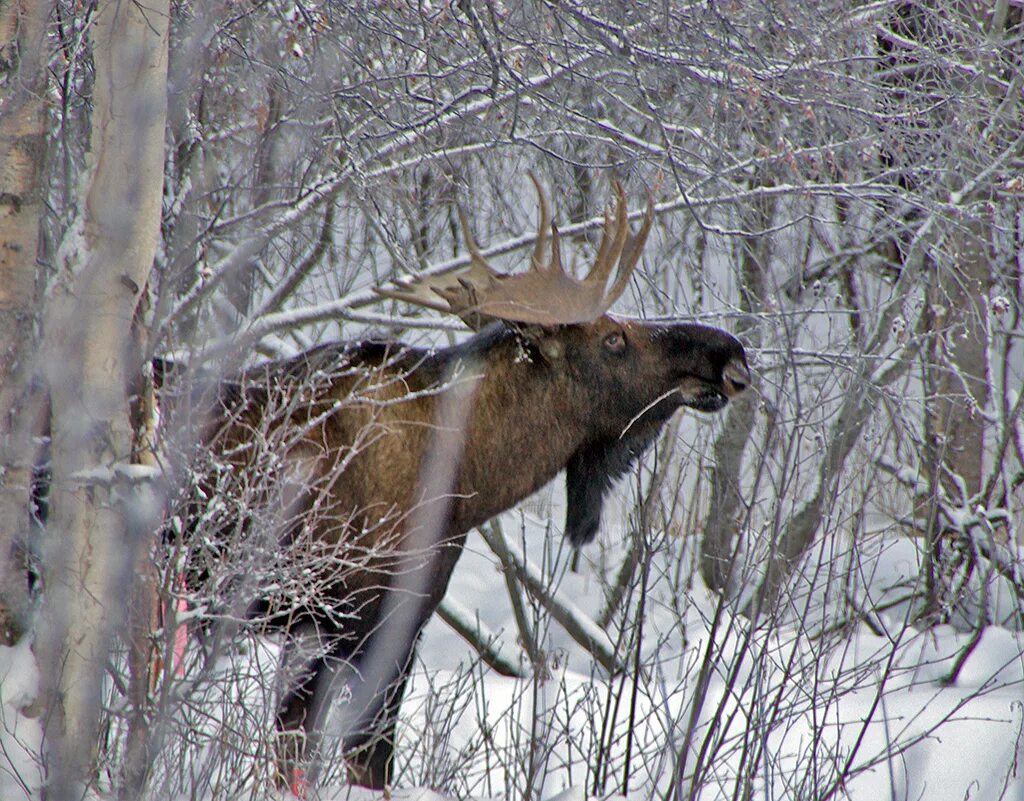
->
724, 359, 751, 395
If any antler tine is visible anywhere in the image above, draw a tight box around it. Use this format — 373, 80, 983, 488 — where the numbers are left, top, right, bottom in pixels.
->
527, 172, 550, 273
374, 273, 464, 314
601, 188, 655, 309
456, 204, 499, 282
526, 171, 568, 281
581, 180, 630, 295
549, 222, 564, 275
591, 206, 615, 276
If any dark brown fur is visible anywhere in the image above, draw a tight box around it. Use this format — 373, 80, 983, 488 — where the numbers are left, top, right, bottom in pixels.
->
168, 315, 748, 789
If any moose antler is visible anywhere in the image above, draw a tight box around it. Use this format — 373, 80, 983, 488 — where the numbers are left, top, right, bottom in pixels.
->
376, 174, 654, 329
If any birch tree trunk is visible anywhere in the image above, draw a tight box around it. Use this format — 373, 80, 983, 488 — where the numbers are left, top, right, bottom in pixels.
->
36, 1, 168, 796
0, 0, 50, 646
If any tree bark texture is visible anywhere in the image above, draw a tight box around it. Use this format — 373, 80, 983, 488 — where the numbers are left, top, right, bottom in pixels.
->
36, 0, 169, 796
0, 0, 50, 646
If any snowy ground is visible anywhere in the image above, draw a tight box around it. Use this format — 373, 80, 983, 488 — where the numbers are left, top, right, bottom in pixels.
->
398, 525, 1024, 801
2, 509, 1023, 800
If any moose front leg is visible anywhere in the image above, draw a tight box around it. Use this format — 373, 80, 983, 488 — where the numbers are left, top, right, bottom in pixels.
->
342, 663, 413, 789
275, 538, 464, 793
274, 621, 341, 794
273, 615, 421, 793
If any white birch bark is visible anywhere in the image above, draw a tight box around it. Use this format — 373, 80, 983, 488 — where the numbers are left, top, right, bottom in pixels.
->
35, 1, 169, 796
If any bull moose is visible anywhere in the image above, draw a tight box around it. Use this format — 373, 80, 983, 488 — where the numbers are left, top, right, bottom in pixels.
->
162, 177, 750, 792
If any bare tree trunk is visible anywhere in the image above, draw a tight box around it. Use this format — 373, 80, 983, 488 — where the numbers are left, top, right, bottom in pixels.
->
0, 0, 50, 646
699, 187, 769, 594
928, 221, 991, 503
35, 1, 169, 796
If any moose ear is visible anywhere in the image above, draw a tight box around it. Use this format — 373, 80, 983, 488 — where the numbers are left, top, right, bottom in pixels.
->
564, 428, 660, 546
514, 324, 565, 361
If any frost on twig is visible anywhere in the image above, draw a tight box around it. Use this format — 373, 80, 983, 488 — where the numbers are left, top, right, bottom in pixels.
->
68, 462, 163, 487
482, 524, 624, 675
437, 598, 525, 679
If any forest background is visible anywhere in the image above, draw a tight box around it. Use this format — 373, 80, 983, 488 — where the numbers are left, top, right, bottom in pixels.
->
1, 1, 1023, 799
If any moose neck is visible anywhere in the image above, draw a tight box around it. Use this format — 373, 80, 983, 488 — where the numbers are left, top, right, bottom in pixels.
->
435, 326, 590, 534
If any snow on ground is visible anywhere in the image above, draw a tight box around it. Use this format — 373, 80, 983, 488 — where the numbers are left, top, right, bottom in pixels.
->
0, 638, 42, 800
2, 511, 1023, 800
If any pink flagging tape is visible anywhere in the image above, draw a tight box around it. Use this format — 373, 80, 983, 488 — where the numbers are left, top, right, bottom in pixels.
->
289, 767, 308, 798
171, 572, 188, 677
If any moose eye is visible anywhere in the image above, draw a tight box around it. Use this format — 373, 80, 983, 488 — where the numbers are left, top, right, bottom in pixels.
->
603, 331, 626, 353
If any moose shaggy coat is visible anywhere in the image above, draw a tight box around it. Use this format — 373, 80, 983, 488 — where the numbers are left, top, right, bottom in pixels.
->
166, 181, 750, 791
